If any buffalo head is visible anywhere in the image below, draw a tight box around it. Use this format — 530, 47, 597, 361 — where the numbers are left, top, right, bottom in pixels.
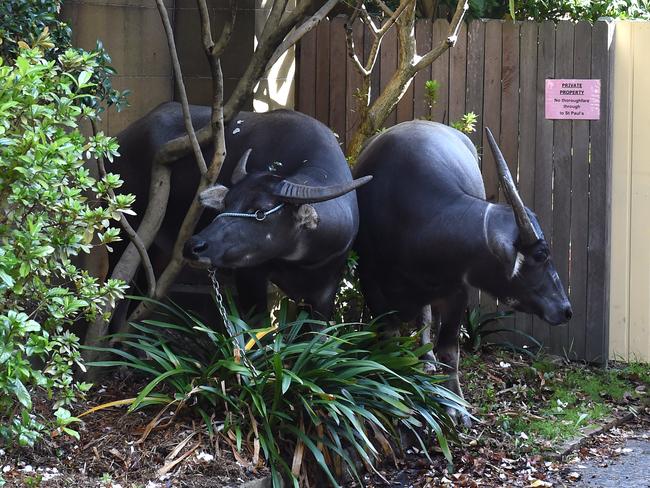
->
183, 149, 371, 269
470, 129, 572, 326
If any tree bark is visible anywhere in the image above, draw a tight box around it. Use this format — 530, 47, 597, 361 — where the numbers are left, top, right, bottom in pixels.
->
346, 0, 468, 161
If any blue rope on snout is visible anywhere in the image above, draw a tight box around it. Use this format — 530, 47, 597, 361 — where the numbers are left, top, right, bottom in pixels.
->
215, 203, 285, 222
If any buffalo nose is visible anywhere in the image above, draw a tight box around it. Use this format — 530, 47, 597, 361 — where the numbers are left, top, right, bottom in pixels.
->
564, 306, 573, 321
183, 237, 208, 258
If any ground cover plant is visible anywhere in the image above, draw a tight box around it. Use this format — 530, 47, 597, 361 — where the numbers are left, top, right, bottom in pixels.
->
85, 299, 467, 487
1, 347, 646, 487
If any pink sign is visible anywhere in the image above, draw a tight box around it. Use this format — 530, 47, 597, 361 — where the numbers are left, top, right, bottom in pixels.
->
545, 79, 601, 120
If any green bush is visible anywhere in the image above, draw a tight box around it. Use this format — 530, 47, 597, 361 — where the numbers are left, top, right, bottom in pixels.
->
0, 46, 131, 447
89, 299, 467, 486
434, 0, 650, 21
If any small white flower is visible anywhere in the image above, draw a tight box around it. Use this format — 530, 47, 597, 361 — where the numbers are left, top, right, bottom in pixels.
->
232, 128, 241, 135
499, 361, 511, 368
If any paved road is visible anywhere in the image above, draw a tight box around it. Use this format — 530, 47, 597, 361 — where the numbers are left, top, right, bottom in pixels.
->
575, 435, 650, 487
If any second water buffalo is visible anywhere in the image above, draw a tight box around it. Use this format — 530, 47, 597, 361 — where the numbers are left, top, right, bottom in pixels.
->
353, 121, 571, 423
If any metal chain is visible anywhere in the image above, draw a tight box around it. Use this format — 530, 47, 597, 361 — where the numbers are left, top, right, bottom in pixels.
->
208, 268, 256, 373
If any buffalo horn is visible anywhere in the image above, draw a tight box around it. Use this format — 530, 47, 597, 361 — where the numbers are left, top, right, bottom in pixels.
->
273, 175, 373, 203
231, 148, 252, 184
485, 127, 539, 245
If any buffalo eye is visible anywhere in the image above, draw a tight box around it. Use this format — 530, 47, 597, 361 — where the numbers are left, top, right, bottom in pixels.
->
533, 248, 549, 263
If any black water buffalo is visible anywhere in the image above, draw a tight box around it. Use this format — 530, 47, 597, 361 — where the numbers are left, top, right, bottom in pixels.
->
114, 102, 370, 320
353, 121, 571, 422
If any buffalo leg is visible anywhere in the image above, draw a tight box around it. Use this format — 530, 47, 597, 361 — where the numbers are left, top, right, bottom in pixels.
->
358, 265, 403, 338
435, 287, 471, 426
417, 304, 438, 372
234, 268, 269, 323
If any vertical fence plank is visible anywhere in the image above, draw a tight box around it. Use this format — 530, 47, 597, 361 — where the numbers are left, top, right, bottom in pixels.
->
315, 20, 330, 125
297, 26, 316, 117
499, 21, 520, 201
480, 20, 502, 315
346, 20, 365, 150
550, 21, 574, 355
431, 19, 450, 123
515, 21, 538, 342
448, 22, 467, 125
586, 21, 614, 363
568, 21, 592, 361
380, 25, 398, 127
500, 20, 520, 333
465, 20, 485, 149
533, 21, 556, 349
329, 16, 347, 148
482, 20, 503, 204
465, 19, 485, 312
413, 19, 433, 120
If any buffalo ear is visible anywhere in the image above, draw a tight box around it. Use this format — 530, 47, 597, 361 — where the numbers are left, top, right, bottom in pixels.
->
199, 184, 229, 210
295, 204, 319, 230
487, 232, 520, 279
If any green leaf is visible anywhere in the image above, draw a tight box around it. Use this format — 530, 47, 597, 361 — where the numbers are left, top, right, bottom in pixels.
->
11, 379, 31, 409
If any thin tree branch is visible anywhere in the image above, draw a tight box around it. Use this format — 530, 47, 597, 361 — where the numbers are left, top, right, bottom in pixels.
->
213, 0, 236, 57
374, 0, 394, 17
127, 0, 231, 324
156, 0, 208, 176
90, 119, 156, 298
345, 21, 369, 76
358, 3, 380, 34
223, 0, 319, 122
266, 0, 339, 70
414, 0, 468, 71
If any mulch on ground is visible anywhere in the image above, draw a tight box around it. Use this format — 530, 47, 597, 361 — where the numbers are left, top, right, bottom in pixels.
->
1, 350, 648, 487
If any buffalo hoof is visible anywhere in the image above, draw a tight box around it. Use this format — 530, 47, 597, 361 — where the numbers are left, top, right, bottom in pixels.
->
423, 359, 438, 374
422, 352, 439, 374
446, 406, 473, 428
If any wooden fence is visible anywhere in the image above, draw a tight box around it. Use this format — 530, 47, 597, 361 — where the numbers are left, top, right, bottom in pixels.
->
296, 18, 614, 362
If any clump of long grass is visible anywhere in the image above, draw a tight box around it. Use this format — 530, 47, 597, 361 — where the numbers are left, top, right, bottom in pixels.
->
87, 298, 467, 487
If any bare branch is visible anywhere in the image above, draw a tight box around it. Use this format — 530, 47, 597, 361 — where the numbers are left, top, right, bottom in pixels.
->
358, 3, 379, 34
358, 0, 415, 74
91, 119, 156, 298
223, 0, 320, 122
197, 0, 214, 50
345, 21, 370, 76
156, 0, 208, 175
374, 0, 394, 17
376, 0, 415, 37
266, 0, 339, 70
414, 0, 468, 71
213, 0, 236, 58
262, 0, 290, 40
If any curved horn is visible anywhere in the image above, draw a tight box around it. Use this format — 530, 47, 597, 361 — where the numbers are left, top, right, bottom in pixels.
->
485, 127, 539, 246
231, 148, 252, 184
273, 175, 373, 203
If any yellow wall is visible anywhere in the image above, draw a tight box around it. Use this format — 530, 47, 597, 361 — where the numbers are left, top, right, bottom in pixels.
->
610, 21, 650, 362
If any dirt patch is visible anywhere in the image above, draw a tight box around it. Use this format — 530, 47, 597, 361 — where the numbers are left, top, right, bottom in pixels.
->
0, 372, 267, 487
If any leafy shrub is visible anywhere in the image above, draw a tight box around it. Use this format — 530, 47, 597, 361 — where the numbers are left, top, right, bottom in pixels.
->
432, 0, 650, 21
0, 1, 128, 113
462, 306, 541, 356
0, 0, 71, 61
0, 46, 131, 446
88, 299, 467, 486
